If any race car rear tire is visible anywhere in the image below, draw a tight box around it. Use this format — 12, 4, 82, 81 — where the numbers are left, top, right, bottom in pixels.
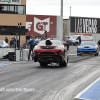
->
40, 62, 47, 66
59, 61, 67, 67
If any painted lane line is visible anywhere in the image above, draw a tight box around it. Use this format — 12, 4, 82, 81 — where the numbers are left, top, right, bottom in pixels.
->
69, 49, 77, 51
0, 61, 25, 66
68, 54, 77, 56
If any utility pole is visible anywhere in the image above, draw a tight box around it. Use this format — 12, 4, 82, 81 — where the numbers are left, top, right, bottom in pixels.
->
60, 0, 63, 40
69, 6, 72, 36
18, 22, 21, 50
70, 5, 71, 17
61, 0, 63, 16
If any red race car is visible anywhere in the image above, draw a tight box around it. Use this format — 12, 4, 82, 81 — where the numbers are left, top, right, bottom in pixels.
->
33, 40, 69, 67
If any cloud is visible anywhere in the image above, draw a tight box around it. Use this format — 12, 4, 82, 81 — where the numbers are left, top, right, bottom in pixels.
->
64, 0, 100, 6
27, 0, 60, 6
26, 5, 60, 16
26, 0, 100, 19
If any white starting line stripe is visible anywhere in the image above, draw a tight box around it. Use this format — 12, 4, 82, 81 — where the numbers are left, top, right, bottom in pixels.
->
74, 77, 100, 100
0, 61, 25, 66
69, 49, 77, 51
68, 54, 77, 56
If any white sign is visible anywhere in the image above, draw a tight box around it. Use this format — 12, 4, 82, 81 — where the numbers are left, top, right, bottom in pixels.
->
0, 0, 21, 5
26, 22, 32, 31
75, 18, 97, 33
34, 17, 50, 34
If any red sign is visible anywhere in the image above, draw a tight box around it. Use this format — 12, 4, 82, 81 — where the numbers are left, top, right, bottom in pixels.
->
26, 15, 57, 38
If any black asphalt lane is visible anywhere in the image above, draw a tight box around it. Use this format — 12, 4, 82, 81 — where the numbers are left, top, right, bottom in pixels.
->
0, 46, 99, 100
0, 56, 100, 100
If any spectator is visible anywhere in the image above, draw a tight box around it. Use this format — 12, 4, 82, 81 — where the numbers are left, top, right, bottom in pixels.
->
28, 36, 37, 61
41, 35, 46, 40
51, 38, 53, 40
97, 39, 100, 49
79, 36, 81, 45
10, 37, 16, 48
66, 37, 69, 51
44, 30, 47, 38
5, 37, 8, 43
30, 35, 33, 40
15, 36, 19, 48
10, 39, 13, 47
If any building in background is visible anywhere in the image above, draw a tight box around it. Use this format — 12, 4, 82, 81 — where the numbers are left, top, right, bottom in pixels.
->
63, 19, 70, 40
63, 16, 100, 43
0, 0, 64, 46
0, 0, 26, 46
26, 15, 63, 41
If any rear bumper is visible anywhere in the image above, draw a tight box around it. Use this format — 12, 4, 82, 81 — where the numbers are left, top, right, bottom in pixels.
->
34, 54, 64, 63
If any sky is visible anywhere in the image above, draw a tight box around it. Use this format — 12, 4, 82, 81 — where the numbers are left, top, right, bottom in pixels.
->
26, 0, 100, 19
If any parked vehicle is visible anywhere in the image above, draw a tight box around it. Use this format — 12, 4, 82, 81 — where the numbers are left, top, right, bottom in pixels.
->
33, 40, 69, 67
77, 41, 99, 56
69, 33, 93, 46
0, 40, 9, 48
22, 42, 30, 49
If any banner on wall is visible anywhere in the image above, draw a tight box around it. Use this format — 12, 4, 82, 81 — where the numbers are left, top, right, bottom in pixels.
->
0, 0, 21, 5
70, 17, 100, 33
26, 15, 57, 38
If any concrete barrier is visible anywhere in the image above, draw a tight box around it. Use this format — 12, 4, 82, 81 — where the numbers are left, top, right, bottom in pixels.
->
0, 48, 29, 61
23, 49, 29, 61
16, 50, 20, 61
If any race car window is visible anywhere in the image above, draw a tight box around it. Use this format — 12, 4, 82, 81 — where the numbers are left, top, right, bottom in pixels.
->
52, 41, 61, 45
80, 42, 96, 46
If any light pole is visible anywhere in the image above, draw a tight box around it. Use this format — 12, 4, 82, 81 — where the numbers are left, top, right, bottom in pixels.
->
70, 5, 71, 17
69, 6, 71, 36
61, 0, 63, 16
61, 0, 63, 41
18, 22, 21, 50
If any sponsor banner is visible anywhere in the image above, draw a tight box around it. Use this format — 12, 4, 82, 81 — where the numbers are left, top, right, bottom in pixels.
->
26, 15, 57, 38
70, 17, 100, 33
0, 0, 21, 5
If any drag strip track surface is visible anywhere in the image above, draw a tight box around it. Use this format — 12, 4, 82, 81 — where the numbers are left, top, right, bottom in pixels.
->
0, 55, 100, 100
68, 55, 95, 63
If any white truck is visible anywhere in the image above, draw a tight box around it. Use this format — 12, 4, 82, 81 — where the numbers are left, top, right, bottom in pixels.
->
69, 33, 93, 46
